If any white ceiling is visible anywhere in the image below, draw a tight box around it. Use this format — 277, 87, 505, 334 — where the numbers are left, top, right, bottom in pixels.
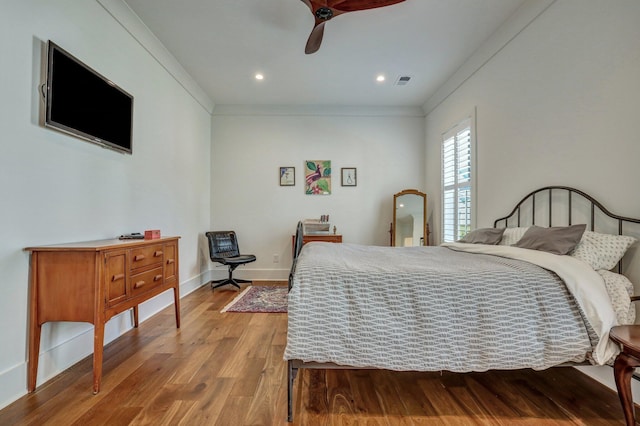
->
123, 0, 527, 107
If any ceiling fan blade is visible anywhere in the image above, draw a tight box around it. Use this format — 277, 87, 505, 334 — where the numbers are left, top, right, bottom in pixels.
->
300, 0, 313, 11
305, 21, 326, 54
330, 0, 405, 13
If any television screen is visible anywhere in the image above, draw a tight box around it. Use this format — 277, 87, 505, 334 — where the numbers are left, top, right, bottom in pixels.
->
45, 41, 133, 154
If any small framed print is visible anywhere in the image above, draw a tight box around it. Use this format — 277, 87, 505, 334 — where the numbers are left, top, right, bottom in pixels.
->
341, 167, 357, 187
280, 167, 295, 186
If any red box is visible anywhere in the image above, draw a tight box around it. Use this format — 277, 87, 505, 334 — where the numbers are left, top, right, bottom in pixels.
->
144, 229, 161, 239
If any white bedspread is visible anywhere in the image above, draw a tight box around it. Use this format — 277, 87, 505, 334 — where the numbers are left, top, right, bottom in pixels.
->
285, 242, 619, 372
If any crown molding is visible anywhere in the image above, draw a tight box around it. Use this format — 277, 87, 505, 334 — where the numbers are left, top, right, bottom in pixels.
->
422, 0, 556, 115
96, 0, 215, 114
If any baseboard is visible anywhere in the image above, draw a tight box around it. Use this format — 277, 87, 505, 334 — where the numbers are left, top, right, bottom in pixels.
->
0, 363, 26, 412
574, 365, 640, 405
0, 273, 208, 410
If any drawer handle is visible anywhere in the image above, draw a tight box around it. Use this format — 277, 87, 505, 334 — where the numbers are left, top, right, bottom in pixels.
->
166, 259, 175, 264
154, 274, 163, 282
134, 254, 145, 262
154, 251, 163, 257
134, 280, 146, 289
112, 273, 125, 282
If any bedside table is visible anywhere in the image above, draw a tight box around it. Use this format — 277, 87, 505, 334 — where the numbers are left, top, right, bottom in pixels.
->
610, 325, 640, 426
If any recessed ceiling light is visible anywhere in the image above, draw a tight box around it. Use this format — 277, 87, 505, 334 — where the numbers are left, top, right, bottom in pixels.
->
376, 75, 386, 82
255, 73, 264, 80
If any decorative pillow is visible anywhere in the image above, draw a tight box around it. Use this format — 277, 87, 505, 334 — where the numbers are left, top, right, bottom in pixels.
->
498, 227, 530, 246
512, 224, 586, 255
570, 231, 637, 270
597, 269, 635, 325
458, 228, 506, 245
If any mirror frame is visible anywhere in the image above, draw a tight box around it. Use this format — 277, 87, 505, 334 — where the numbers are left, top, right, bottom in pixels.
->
391, 189, 428, 246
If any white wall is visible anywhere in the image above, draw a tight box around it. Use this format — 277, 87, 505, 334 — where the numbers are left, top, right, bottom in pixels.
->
211, 106, 425, 279
425, 0, 640, 243
0, 0, 212, 408
424, 0, 640, 401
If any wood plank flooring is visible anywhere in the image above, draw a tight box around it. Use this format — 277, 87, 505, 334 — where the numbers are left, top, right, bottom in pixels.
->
0, 281, 628, 425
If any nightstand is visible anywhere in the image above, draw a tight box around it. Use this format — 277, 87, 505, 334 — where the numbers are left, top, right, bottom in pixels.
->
610, 325, 640, 426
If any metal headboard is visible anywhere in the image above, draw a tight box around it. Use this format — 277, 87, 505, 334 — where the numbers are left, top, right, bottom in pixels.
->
493, 186, 640, 273
289, 221, 304, 291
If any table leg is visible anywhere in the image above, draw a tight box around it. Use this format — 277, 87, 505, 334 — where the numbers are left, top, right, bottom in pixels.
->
132, 306, 139, 328
27, 254, 40, 393
27, 323, 41, 392
173, 285, 181, 328
92, 322, 105, 394
614, 352, 640, 426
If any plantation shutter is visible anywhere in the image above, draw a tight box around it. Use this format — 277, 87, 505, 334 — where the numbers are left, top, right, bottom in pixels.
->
442, 118, 473, 242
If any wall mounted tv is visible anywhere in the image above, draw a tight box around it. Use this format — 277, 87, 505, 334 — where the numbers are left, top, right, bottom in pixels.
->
44, 41, 133, 154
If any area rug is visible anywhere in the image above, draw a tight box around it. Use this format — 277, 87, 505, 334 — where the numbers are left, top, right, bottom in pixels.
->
221, 285, 288, 313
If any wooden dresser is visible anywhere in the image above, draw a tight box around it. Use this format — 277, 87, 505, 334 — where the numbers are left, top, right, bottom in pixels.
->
25, 236, 181, 394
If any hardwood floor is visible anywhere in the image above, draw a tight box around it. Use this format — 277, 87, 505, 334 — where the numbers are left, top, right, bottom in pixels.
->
0, 281, 628, 425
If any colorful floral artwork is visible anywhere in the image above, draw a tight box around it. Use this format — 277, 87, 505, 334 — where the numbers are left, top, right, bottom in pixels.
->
305, 160, 331, 195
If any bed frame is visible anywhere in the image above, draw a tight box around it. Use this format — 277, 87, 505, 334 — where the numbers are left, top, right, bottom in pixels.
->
286, 186, 640, 422
493, 186, 640, 274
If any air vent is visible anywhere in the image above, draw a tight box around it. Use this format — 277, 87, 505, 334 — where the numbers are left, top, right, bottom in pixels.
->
395, 76, 411, 86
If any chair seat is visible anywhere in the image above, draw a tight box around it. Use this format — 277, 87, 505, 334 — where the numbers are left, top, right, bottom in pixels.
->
214, 255, 256, 266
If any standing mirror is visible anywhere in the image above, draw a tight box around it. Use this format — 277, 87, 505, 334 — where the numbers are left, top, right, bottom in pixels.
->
391, 189, 428, 246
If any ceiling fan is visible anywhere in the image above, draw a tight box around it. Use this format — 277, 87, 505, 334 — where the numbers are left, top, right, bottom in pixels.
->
300, 0, 406, 54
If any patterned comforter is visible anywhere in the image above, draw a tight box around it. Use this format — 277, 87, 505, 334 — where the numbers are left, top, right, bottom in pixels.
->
285, 242, 620, 372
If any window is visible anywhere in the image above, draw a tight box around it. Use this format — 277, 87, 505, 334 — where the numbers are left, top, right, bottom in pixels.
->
441, 115, 475, 242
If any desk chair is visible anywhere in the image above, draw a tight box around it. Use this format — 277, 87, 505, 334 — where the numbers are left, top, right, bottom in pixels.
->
206, 231, 256, 290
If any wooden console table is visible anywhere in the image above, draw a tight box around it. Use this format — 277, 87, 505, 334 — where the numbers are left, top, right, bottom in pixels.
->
25, 236, 181, 394
291, 234, 342, 255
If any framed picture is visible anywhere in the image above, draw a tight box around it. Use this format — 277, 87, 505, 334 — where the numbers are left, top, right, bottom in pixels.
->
305, 160, 331, 195
279, 167, 295, 186
341, 167, 357, 186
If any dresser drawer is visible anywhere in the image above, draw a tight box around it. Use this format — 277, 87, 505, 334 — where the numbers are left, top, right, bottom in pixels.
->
130, 267, 164, 296
130, 244, 164, 270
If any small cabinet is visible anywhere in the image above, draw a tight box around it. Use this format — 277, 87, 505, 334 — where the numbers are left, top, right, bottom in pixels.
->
105, 250, 128, 306
164, 241, 177, 282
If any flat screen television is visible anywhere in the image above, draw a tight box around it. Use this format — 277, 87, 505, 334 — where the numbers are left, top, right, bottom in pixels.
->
44, 41, 133, 154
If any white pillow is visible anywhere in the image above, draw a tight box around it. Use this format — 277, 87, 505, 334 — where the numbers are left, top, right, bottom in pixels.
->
570, 231, 636, 270
498, 227, 530, 246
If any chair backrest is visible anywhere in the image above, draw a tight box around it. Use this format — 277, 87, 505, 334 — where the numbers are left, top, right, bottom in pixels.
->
206, 231, 240, 260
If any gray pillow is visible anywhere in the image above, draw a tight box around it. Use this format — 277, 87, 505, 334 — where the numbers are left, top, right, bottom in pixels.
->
512, 224, 587, 255
458, 228, 506, 245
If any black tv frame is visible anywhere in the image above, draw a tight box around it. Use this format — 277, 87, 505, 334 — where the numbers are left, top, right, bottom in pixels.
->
44, 41, 134, 154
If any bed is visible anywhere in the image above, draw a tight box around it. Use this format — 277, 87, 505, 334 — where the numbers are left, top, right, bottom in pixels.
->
284, 186, 640, 422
